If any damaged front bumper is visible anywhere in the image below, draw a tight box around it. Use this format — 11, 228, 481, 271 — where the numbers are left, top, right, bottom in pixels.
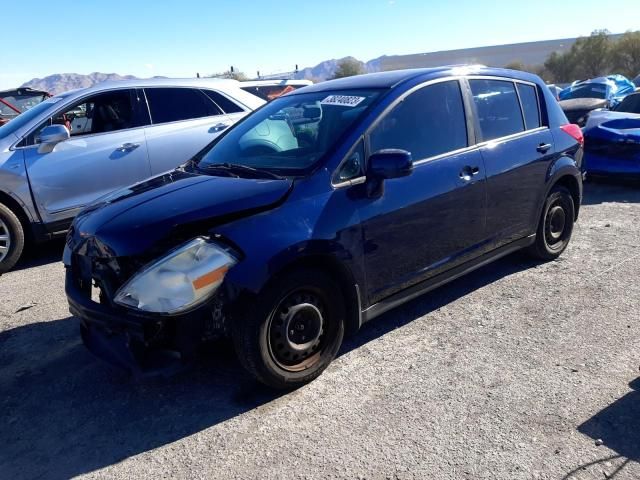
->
65, 269, 227, 378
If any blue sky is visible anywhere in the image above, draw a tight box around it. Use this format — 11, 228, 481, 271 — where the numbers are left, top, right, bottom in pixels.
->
2, 0, 638, 89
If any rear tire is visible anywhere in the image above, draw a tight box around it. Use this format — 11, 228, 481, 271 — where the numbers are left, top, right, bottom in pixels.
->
527, 185, 575, 261
232, 269, 345, 389
0, 203, 25, 274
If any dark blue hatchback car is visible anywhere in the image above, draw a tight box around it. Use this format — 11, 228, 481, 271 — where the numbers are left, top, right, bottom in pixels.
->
65, 66, 584, 388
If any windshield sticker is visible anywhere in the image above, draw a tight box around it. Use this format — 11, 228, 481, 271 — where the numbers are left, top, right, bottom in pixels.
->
320, 95, 366, 107
44, 97, 64, 104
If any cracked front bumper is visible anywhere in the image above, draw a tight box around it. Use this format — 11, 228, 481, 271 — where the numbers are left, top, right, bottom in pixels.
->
66, 269, 225, 377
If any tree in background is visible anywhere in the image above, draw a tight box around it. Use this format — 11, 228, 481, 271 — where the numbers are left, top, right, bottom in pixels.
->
612, 31, 640, 79
544, 50, 578, 83
504, 61, 526, 71
332, 58, 365, 79
571, 29, 612, 78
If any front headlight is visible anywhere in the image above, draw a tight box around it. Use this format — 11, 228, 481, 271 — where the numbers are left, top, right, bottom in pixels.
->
114, 237, 237, 314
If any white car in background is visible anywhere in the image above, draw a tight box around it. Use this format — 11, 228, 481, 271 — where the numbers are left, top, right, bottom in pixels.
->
0, 78, 265, 272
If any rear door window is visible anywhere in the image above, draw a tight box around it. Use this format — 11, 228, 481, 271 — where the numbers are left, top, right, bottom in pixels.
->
469, 79, 525, 141
517, 83, 541, 130
201, 90, 244, 113
145, 88, 222, 124
369, 80, 468, 161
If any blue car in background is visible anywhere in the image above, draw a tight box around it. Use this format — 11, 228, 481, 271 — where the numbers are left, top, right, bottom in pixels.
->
65, 66, 584, 388
583, 91, 640, 179
559, 75, 636, 126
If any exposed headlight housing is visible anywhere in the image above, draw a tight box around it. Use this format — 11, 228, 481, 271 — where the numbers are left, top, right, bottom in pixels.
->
114, 237, 237, 314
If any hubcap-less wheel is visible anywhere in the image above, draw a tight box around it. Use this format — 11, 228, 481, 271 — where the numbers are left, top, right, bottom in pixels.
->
544, 198, 571, 251
547, 205, 566, 241
268, 289, 327, 372
0, 218, 11, 263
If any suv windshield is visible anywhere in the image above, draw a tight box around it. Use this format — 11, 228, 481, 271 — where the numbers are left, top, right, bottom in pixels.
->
196, 89, 382, 175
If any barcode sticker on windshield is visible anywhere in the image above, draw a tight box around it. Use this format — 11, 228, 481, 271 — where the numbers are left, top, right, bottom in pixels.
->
321, 95, 366, 107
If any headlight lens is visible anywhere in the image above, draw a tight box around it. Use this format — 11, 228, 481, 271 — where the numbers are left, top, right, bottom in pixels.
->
114, 237, 236, 314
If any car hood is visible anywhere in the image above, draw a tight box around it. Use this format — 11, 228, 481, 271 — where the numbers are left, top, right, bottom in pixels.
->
558, 98, 608, 112
71, 169, 293, 258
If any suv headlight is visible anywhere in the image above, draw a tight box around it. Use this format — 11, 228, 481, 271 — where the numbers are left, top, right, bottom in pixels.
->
114, 237, 237, 314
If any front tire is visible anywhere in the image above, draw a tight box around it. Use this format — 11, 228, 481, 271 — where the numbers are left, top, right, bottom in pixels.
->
0, 203, 25, 274
527, 185, 575, 261
232, 269, 345, 389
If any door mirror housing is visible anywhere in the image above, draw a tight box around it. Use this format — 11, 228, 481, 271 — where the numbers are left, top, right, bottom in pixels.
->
369, 149, 413, 179
38, 125, 70, 154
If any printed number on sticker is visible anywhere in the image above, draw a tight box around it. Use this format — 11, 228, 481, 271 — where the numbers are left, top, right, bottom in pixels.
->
320, 95, 366, 107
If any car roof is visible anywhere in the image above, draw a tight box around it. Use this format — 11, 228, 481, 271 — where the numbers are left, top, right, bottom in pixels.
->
95, 77, 242, 91
56, 77, 266, 111
240, 79, 313, 88
290, 65, 540, 94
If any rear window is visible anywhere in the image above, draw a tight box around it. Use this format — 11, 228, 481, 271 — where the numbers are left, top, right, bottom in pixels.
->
614, 94, 640, 114
145, 88, 221, 124
201, 90, 244, 113
241, 85, 304, 101
517, 83, 541, 130
470, 79, 524, 141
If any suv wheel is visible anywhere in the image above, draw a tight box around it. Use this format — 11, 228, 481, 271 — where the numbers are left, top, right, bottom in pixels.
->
232, 269, 345, 389
0, 203, 25, 274
528, 185, 575, 261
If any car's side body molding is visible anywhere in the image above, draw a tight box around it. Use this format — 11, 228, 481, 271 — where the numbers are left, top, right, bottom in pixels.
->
360, 234, 535, 324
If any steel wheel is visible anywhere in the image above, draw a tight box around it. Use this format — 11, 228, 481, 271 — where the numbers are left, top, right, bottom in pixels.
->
267, 288, 328, 372
0, 218, 11, 263
544, 198, 570, 251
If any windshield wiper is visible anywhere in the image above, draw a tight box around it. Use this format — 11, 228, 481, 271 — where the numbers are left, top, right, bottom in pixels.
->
198, 162, 284, 180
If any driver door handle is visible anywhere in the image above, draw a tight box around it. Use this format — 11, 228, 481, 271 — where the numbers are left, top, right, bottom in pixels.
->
210, 122, 230, 133
459, 165, 480, 181
536, 143, 552, 154
117, 142, 140, 152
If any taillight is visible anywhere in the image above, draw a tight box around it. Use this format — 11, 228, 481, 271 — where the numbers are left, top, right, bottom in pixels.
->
561, 124, 584, 146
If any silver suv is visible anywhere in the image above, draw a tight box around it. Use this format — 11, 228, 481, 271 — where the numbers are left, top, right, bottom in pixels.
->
0, 78, 265, 272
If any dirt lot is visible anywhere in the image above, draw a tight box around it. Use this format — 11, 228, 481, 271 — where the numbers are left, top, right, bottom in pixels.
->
0, 181, 639, 480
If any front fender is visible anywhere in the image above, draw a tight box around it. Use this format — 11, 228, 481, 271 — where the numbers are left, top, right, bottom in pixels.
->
213, 184, 366, 299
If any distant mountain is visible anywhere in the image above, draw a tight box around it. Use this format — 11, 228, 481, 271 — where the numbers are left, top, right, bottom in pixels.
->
21, 72, 142, 94
20, 56, 382, 95
294, 56, 382, 81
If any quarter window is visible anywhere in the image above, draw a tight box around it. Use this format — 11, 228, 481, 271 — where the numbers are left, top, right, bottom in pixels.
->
369, 80, 468, 161
469, 79, 524, 141
201, 90, 244, 113
145, 88, 222, 124
517, 83, 541, 130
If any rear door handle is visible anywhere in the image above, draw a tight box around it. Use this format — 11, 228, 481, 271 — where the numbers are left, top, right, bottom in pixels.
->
536, 143, 552, 154
459, 165, 480, 181
116, 142, 140, 152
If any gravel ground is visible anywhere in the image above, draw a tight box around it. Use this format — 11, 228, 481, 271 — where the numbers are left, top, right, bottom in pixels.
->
0, 181, 639, 480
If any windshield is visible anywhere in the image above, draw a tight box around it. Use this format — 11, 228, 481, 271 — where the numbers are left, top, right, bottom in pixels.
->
561, 84, 608, 100
0, 94, 68, 139
196, 89, 382, 174
0, 92, 49, 113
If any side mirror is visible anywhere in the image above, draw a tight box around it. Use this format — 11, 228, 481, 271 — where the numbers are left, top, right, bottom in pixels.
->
38, 125, 70, 154
369, 149, 413, 179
